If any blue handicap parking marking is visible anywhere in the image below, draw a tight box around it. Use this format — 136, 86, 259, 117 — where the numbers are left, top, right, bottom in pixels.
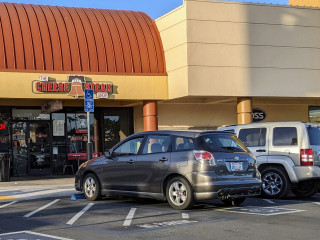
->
0, 231, 72, 240
220, 206, 305, 216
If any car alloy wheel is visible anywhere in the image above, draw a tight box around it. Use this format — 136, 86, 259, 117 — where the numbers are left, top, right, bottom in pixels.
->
262, 172, 283, 196
166, 177, 194, 210
169, 181, 188, 206
83, 173, 101, 201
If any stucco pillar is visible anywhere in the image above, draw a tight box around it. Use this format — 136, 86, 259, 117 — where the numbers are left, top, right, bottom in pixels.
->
237, 97, 253, 124
143, 101, 158, 131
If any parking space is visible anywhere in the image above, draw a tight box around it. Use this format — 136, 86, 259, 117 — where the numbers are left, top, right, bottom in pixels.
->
1, 193, 320, 236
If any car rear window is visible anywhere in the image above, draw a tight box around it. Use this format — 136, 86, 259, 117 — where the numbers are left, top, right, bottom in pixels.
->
307, 125, 320, 145
198, 133, 249, 153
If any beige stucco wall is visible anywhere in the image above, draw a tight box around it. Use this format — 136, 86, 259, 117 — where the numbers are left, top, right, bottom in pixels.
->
290, 0, 320, 7
156, 0, 320, 99
133, 100, 312, 133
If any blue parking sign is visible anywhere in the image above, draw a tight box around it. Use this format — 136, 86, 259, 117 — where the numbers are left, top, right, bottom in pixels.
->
84, 89, 94, 112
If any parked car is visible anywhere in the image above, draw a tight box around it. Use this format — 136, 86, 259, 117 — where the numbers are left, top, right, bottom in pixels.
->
75, 130, 261, 210
219, 122, 320, 199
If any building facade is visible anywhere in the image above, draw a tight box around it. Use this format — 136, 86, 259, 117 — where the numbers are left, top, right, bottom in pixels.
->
1, 0, 320, 176
0, 3, 167, 175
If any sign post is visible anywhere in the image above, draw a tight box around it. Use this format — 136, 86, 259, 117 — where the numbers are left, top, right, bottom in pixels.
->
84, 89, 94, 161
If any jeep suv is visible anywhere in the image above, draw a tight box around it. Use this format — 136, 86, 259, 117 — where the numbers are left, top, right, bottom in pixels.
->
219, 122, 320, 199
75, 130, 261, 210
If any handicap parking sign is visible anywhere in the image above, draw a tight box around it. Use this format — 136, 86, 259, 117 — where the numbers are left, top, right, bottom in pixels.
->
84, 89, 94, 112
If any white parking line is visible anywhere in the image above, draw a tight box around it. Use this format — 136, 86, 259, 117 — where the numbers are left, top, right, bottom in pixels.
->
263, 199, 275, 204
67, 203, 94, 225
24, 199, 60, 218
0, 201, 18, 209
123, 208, 137, 227
313, 202, 320, 206
182, 213, 189, 219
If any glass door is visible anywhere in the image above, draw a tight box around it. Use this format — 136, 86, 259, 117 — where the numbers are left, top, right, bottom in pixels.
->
12, 122, 28, 175
28, 122, 51, 175
12, 121, 52, 176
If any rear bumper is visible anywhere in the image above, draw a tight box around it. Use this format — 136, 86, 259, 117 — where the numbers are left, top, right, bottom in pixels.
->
194, 185, 261, 201
293, 166, 320, 181
186, 172, 262, 201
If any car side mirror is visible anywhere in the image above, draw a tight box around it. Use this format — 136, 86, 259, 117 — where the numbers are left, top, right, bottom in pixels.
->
105, 150, 111, 158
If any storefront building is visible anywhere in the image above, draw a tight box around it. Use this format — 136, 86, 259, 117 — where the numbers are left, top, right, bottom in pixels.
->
0, 3, 168, 175
2, 0, 320, 176
151, 0, 320, 131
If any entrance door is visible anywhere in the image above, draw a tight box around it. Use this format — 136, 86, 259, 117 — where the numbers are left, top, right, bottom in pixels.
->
12, 121, 52, 175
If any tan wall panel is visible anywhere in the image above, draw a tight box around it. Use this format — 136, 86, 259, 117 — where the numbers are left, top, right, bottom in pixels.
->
290, 0, 320, 7
186, 0, 320, 27
167, 67, 189, 99
251, 68, 320, 97
165, 44, 188, 72
188, 20, 320, 48
188, 66, 252, 96
158, 103, 237, 130
156, 5, 186, 32
253, 104, 308, 122
158, 22, 187, 51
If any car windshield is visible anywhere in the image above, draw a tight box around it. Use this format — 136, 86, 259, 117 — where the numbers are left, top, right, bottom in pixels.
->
307, 125, 320, 145
199, 133, 249, 153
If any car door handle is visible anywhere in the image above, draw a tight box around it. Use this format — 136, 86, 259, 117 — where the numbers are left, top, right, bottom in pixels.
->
159, 157, 168, 163
127, 159, 135, 164
256, 149, 266, 152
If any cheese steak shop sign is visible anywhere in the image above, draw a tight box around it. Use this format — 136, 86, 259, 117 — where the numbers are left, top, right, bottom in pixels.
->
33, 75, 113, 98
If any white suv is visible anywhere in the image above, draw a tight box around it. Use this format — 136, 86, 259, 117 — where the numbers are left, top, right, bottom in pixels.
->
219, 122, 320, 199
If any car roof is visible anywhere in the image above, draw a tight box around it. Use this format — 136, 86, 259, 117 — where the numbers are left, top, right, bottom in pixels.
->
219, 121, 319, 129
130, 130, 233, 138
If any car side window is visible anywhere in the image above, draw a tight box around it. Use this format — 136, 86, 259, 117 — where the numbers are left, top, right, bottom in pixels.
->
113, 137, 144, 156
273, 127, 298, 146
173, 137, 195, 152
142, 135, 171, 154
238, 128, 266, 147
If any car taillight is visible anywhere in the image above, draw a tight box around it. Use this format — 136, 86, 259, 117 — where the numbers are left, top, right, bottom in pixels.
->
300, 149, 313, 166
193, 150, 216, 166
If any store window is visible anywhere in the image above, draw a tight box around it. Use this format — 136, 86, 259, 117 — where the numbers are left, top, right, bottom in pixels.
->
12, 109, 49, 120
0, 112, 10, 152
309, 106, 320, 124
67, 113, 94, 153
52, 113, 66, 174
104, 116, 120, 150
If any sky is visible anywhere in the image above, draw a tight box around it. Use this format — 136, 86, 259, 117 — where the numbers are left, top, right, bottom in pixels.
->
1, 0, 289, 19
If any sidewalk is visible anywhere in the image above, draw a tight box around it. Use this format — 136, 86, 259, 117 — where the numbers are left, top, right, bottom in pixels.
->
0, 176, 80, 202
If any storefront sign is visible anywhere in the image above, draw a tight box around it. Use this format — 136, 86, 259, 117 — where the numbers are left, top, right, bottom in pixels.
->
33, 75, 113, 98
252, 108, 266, 122
0, 123, 6, 130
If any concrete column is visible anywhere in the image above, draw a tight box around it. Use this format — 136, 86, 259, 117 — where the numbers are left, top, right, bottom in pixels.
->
237, 97, 252, 124
143, 101, 158, 131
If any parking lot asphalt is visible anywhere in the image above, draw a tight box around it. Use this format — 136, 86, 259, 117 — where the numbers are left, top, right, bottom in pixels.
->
1, 191, 320, 240
0, 176, 77, 201
1, 177, 320, 240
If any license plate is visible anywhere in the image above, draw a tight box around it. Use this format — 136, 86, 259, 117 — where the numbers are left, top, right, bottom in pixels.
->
230, 162, 243, 172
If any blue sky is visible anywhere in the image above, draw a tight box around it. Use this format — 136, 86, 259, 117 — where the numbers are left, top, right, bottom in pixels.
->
1, 0, 289, 19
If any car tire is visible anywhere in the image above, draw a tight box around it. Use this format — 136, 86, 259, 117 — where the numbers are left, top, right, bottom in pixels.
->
166, 177, 194, 210
261, 166, 291, 199
292, 180, 319, 198
222, 198, 246, 206
83, 173, 102, 201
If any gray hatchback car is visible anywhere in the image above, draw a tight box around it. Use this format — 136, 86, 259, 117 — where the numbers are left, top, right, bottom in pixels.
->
75, 131, 261, 210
